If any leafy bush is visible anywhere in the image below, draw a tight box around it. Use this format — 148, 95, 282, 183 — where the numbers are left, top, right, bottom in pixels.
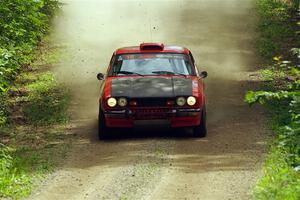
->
246, 80, 300, 200
0, 0, 60, 47
0, 0, 60, 126
248, 1, 300, 198
41, 0, 60, 19
0, 1, 46, 46
256, 0, 294, 59
0, 95, 8, 126
0, 1, 66, 199
246, 76, 299, 144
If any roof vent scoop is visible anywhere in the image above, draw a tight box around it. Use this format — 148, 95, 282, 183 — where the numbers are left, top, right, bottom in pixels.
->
140, 43, 164, 51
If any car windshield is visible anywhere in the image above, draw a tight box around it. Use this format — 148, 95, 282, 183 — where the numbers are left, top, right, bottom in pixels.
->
109, 53, 195, 76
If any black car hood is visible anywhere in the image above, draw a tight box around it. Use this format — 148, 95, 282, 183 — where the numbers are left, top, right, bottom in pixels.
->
111, 77, 193, 98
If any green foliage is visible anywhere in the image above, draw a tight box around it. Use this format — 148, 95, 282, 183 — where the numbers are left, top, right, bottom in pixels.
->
257, 37, 280, 59
245, 84, 298, 105
40, 0, 60, 19
0, 144, 31, 199
256, 0, 294, 59
0, 141, 69, 199
0, 93, 8, 126
246, 78, 300, 199
246, 69, 300, 156
0, 0, 60, 126
291, 47, 300, 59
255, 149, 300, 200
0, 48, 19, 93
0, 1, 63, 199
0, 0, 60, 47
249, 1, 300, 198
0, 0, 58, 91
260, 68, 276, 81
0, 0, 46, 47
253, 99, 300, 200
24, 73, 70, 125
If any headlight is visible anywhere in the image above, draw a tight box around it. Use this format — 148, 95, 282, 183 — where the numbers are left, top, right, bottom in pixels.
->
107, 97, 117, 107
187, 96, 197, 106
118, 97, 127, 107
176, 97, 186, 106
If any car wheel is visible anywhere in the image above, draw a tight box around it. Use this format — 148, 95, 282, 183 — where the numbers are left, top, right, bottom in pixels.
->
98, 109, 110, 140
193, 105, 207, 138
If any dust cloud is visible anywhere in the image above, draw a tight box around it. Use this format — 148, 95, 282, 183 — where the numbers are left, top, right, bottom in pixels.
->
52, 0, 257, 119
30, 1, 265, 199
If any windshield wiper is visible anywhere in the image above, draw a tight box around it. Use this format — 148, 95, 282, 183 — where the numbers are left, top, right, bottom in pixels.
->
151, 71, 187, 77
117, 71, 144, 76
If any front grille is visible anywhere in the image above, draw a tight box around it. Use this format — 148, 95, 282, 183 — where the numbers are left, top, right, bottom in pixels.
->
134, 98, 170, 107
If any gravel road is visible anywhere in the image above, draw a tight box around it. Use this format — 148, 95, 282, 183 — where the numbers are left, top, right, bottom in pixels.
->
29, 0, 268, 199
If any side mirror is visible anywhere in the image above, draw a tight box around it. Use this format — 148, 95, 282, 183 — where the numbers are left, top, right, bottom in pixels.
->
199, 71, 208, 79
97, 73, 105, 80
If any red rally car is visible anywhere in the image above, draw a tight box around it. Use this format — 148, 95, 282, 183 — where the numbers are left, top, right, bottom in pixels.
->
97, 43, 208, 139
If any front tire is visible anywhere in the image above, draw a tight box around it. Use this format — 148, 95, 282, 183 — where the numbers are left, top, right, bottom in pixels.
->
193, 105, 207, 138
98, 110, 110, 140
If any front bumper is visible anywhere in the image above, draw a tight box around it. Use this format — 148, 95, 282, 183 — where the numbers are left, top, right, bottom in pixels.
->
103, 108, 201, 128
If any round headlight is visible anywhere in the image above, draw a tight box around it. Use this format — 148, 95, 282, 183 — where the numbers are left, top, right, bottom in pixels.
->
176, 97, 186, 106
107, 97, 117, 107
118, 97, 127, 107
187, 96, 197, 106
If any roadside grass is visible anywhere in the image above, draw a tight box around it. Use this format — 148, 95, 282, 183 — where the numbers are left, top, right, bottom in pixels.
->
247, 1, 300, 199
0, 0, 61, 127
246, 64, 300, 199
0, 1, 70, 199
255, 147, 300, 200
0, 145, 31, 199
0, 141, 69, 199
0, 38, 71, 200
24, 72, 70, 125
246, 76, 300, 200
253, 98, 300, 200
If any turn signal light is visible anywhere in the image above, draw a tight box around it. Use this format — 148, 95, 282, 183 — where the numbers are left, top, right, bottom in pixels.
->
129, 101, 137, 106
167, 101, 175, 106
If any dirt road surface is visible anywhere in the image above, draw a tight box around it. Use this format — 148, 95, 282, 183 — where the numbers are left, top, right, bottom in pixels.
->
29, 0, 268, 199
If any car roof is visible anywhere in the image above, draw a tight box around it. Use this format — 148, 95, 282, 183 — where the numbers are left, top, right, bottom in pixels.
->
115, 43, 190, 55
